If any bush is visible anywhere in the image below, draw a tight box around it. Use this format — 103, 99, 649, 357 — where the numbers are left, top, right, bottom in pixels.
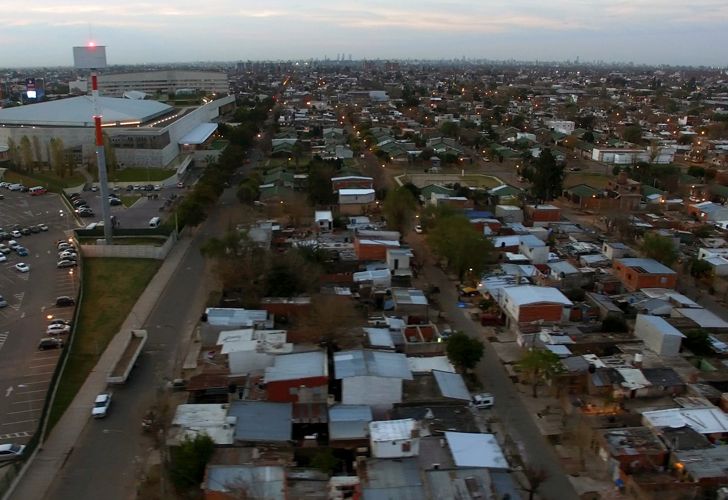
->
169, 434, 215, 490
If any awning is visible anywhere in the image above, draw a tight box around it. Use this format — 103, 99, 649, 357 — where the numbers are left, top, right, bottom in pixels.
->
178, 123, 218, 145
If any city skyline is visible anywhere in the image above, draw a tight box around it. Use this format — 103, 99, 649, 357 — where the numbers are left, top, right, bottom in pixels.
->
0, 0, 727, 68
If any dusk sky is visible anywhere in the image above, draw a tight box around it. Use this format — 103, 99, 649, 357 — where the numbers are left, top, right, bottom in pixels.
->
1, 0, 726, 67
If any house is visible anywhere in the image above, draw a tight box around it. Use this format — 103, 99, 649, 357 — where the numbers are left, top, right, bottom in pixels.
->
386, 247, 413, 278
500, 285, 573, 327
444, 432, 509, 469
338, 188, 376, 214
334, 350, 413, 414
518, 234, 549, 265
203, 465, 286, 500
354, 237, 400, 261
369, 419, 420, 458
328, 405, 373, 447
672, 446, 728, 487
263, 351, 329, 403
488, 184, 522, 204
642, 407, 728, 438
227, 401, 293, 443
314, 210, 333, 232
613, 258, 677, 291
688, 201, 728, 222
167, 404, 236, 446
525, 204, 561, 225
595, 427, 669, 476
390, 288, 429, 319
563, 184, 600, 209
592, 148, 650, 164
634, 315, 685, 356
602, 242, 630, 261
331, 175, 374, 192
495, 205, 524, 223
217, 329, 292, 375
360, 458, 425, 499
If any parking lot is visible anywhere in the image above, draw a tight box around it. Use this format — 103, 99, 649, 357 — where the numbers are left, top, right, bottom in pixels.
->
0, 188, 80, 444
69, 185, 183, 229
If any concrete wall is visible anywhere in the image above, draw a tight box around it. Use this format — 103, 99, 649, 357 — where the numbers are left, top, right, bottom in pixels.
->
80, 233, 176, 260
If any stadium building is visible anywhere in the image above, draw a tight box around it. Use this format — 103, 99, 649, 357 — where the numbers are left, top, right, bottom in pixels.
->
96, 70, 229, 98
0, 94, 234, 169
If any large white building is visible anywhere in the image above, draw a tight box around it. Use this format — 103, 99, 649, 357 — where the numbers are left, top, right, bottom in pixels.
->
0, 94, 235, 168
97, 70, 229, 97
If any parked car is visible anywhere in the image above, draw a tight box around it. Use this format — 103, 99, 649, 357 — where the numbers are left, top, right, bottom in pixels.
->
38, 337, 63, 350
92, 393, 112, 418
20, 228, 31, 236
48, 319, 71, 326
58, 251, 77, 260
15, 247, 28, 257
7, 240, 19, 250
0, 444, 25, 461
47, 324, 71, 334
109, 198, 122, 206
29, 226, 40, 234
0, 296, 7, 308
57, 260, 77, 268
0, 255, 6, 263
0, 244, 10, 254
471, 393, 495, 409
38, 224, 49, 231
10, 231, 21, 238
55, 296, 75, 307
7, 184, 23, 191
14, 263, 29, 273
414, 224, 423, 234
77, 209, 94, 218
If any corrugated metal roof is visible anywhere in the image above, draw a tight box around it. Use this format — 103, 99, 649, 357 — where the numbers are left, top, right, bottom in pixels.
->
433, 370, 471, 401
228, 401, 292, 442
617, 258, 676, 275
334, 350, 413, 380
363, 458, 424, 500
205, 307, 269, 327
178, 122, 217, 145
503, 285, 573, 307
445, 432, 509, 469
205, 465, 285, 499
264, 350, 327, 383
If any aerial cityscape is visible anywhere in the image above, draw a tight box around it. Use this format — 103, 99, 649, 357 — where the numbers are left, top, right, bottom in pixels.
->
0, 2, 726, 500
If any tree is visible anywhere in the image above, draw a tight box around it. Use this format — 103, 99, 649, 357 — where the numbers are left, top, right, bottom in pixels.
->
440, 121, 459, 138
31, 136, 42, 169
19, 136, 32, 171
6, 138, 18, 166
446, 332, 484, 371
382, 187, 417, 234
641, 232, 677, 267
49, 138, 67, 177
311, 448, 342, 476
427, 214, 494, 279
690, 258, 713, 280
236, 181, 260, 205
529, 148, 564, 201
623, 125, 643, 145
522, 466, 550, 500
307, 161, 337, 206
518, 349, 562, 398
169, 433, 215, 491
683, 329, 712, 356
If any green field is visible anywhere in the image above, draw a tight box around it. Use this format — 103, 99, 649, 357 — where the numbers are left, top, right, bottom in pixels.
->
108, 167, 175, 183
47, 258, 160, 430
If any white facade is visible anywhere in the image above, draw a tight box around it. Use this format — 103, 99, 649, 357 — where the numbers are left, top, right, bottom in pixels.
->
495, 205, 524, 223
98, 70, 229, 97
518, 237, 548, 265
342, 375, 403, 409
634, 314, 685, 356
369, 419, 420, 458
546, 120, 575, 135
592, 148, 650, 164
339, 189, 375, 205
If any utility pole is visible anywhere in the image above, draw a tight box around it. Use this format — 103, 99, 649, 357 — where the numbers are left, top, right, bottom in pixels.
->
73, 43, 113, 244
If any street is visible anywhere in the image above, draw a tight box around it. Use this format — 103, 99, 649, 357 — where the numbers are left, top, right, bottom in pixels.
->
411, 233, 579, 500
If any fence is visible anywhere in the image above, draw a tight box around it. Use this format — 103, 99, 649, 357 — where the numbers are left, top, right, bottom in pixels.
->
78, 232, 177, 260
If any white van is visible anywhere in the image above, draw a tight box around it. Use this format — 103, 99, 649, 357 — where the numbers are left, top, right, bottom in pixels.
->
148, 217, 161, 228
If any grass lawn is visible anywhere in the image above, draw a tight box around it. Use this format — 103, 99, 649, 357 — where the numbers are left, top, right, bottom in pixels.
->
2, 169, 86, 190
564, 172, 612, 189
47, 258, 160, 430
108, 167, 175, 183
121, 195, 139, 207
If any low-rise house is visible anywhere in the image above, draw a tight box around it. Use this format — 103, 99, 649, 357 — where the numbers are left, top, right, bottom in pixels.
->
688, 201, 728, 222
167, 404, 237, 446
328, 404, 373, 448
391, 288, 429, 320
334, 350, 413, 414
369, 419, 420, 458
263, 351, 329, 403
444, 432, 509, 469
634, 315, 685, 356
602, 242, 631, 261
360, 458, 425, 499
595, 427, 668, 478
495, 205, 524, 223
500, 285, 573, 327
642, 407, 728, 439
338, 188, 376, 214
613, 258, 677, 291
525, 204, 561, 225
518, 234, 549, 265
314, 210, 333, 232
354, 237, 400, 261
386, 247, 413, 278
217, 329, 292, 374
672, 446, 728, 488
203, 465, 286, 500
227, 401, 293, 444
331, 175, 374, 192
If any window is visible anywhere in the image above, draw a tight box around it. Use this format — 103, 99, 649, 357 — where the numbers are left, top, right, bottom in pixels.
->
401, 441, 411, 452
659, 277, 668, 284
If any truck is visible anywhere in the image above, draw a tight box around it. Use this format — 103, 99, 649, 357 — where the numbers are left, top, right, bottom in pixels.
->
107, 329, 147, 384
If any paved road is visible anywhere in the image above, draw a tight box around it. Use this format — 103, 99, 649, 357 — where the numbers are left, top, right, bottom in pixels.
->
42, 160, 258, 499
412, 235, 579, 500
0, 191, 80, 445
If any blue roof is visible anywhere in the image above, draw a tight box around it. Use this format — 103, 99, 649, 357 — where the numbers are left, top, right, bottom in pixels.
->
433, 370, 471, 400
464, 210, 494, 219
178, 122, 218, 145
329, 405, 373, 440
228, 401, 292, 442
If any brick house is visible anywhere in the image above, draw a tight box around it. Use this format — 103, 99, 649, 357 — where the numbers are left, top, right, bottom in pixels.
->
613, 258, 677, 291
264, 351, 329, 403
499, 285, 573, 327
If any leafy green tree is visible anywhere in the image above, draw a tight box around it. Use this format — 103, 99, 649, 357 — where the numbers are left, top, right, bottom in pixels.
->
307, 161, 337, 206
446, 332, 485, 371
311, 448, 342, 475
176, 198, 207, 227
6, 138, 18, 166
31, 136, 42, 168
682, 329, 712, 356
382, 187, 417, 234
440, 121, 459, 138
518, 349, 563, 398
641, 233, 677, 267
529, 148, 564, 201
427, 214, 494, 279
169, 433, 215, 490
236, 181, 260, 205
690, 258, 713, 280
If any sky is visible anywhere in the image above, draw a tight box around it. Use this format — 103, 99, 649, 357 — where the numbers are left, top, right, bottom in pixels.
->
0, 0, 726, 68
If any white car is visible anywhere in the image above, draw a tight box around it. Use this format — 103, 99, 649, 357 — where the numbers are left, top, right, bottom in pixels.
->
0, 244, 10, 254
7, 184, 23, 191
10, 230, 21, 238
92, 393, 111, 418
0, 255, 6, 263
0, 443, 25, 461
7, 240, 19, 250
471, 393, 495, 409
14, 263, 29, 273
414, 224, 423, 234
47, 324, 71, 334
59, 251, 78, 260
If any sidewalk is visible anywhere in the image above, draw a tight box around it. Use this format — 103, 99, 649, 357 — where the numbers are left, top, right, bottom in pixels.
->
6, 236, 194, 500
